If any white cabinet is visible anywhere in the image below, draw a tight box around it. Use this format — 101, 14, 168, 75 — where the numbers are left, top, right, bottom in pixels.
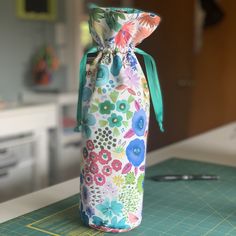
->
0, 155, 34, 203
58, 146, 81, 181
22, 92, 82, 184
0, 134, 34, 202
0, 104, 57, 193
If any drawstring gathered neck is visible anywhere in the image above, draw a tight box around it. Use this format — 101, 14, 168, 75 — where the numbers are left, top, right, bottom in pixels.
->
75, 46, 164, 133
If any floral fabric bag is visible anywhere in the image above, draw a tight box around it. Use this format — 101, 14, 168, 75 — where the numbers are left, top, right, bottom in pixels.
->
75, 6, 164, 233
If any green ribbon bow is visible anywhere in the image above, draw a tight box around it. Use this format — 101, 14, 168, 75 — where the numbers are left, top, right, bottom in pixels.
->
75, 47, 164, 132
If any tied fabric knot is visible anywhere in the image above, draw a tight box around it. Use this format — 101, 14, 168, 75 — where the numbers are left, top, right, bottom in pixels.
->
98, 46, 115, 54
75, 46, 164, 133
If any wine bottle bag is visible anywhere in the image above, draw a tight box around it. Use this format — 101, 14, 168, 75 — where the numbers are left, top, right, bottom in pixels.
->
76, 6, 164, 233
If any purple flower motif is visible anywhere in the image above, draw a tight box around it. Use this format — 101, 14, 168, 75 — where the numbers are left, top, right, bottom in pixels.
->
81, 185, 90, 204
102, 182, 118, 196
132, 109, 147, 136
126, 139, 145, 167
86, 206, 95, 217
123, 67, 139, 89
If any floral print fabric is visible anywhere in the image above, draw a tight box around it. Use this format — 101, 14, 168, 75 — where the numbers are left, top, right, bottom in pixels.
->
79, 6, 160, 233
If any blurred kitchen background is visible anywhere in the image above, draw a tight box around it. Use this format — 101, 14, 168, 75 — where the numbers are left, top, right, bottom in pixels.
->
0, 0, 235, 203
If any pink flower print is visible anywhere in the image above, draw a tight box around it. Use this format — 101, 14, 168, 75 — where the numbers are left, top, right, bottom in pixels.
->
133, 13, 161, 46
84, 173, 93, 186
102, 165, 112, 176
115, 22, 136, 49
98, 150, 112, 165
89, 151, 99, 163
123, 67, 140, 89
139, 13, 161, 28
128, 212, 139, 224
133, 27, 150, 47
94, 173, 106, 186
90, 162, 99, 174
86, 140, 94, 150
111, 160, 122, 172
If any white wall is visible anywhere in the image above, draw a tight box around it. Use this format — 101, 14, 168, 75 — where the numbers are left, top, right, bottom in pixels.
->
0, 0, 66, 101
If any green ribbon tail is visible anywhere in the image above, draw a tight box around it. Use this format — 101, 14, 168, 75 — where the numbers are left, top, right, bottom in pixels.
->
135, 48, 164, 132
75, 47, 98, 132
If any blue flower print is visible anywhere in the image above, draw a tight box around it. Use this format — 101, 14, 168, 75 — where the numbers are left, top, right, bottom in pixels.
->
80, 173, 83, 185
82, 106, 96, 138
80, 203, 89, 226
109, 216, 130, 229
82, 87, 92, 101
132, 109, 147, 136
96, 198, 123, 218
127, 52, 137, 70
111, 55, 122, 76
92, 216, 108, 227
126, 138, 145, 167
80, 211, 89, 225
96, 64, 109, 86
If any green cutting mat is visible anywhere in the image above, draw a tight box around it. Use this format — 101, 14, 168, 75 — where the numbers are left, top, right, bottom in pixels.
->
1, 158, 236, 236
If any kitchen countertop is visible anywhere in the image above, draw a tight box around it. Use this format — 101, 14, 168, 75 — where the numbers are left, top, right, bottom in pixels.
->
0, 122, 235, 224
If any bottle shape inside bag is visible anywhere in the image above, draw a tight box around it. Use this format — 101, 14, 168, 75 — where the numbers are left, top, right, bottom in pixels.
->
76, 6, 164, 233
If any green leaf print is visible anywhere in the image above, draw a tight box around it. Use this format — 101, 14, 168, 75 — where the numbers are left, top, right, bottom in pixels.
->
122, 121, 129, 128
125, 172, 135, 184
115, 146, 124, 154
99, 120, 108, 127
97, 88, 102, 94
126, 111, 133, 120
117, 12, 126, 20
105, 12, 122, 32
90, 104, 98, 113
94, 98, 100, 104
128, 95, 135, 104
110, 91, 119, 103
91, 8, 105, 22
113, 127, 120, 137
136, 174, 145, 193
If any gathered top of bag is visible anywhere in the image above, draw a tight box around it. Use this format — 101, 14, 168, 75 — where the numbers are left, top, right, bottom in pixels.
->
89, 6, 161, 52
